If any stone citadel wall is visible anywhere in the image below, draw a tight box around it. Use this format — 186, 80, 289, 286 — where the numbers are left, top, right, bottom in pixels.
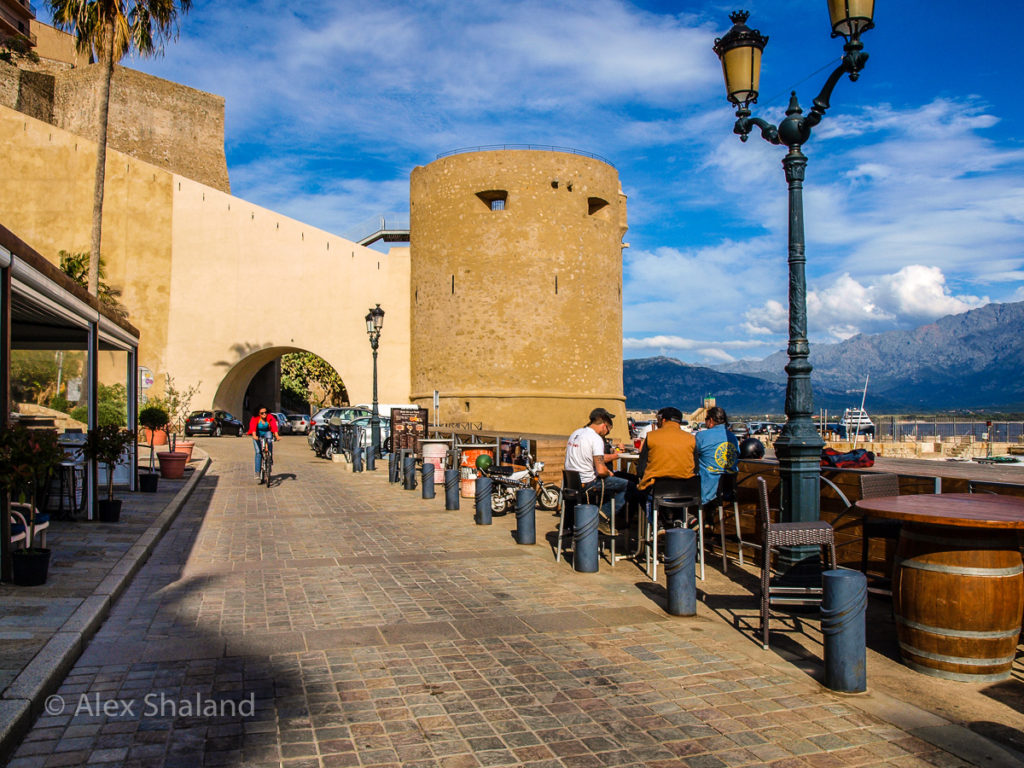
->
0, 60, 229, 192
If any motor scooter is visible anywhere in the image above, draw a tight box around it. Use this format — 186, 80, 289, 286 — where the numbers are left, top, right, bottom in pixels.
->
311, 424, 338, 459
479, 452, 561, 514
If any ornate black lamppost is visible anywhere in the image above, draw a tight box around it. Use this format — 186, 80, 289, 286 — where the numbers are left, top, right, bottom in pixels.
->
365, 304, 385, 458
714, 3, 875, 572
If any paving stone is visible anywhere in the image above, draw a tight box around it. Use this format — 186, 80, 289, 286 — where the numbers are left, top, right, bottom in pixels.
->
3, 442, 986, 768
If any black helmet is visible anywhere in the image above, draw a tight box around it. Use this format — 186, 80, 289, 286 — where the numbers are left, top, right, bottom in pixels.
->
739, 437, 765, 459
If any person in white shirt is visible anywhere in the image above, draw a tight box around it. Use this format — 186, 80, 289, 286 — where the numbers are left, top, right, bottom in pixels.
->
564, 407, 635, 524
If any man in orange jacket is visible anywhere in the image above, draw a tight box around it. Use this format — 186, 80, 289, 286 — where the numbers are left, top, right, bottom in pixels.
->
636, 406, 697, 492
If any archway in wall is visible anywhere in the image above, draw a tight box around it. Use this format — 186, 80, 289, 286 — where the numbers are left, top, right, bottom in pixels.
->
212, 347, 348, 425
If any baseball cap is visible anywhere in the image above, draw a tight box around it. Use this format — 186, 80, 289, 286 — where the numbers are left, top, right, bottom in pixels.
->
589, 407, 615, 425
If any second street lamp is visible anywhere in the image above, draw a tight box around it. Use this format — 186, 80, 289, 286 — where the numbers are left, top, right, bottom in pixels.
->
365, 304, 385, 459
713, 5, 875, 574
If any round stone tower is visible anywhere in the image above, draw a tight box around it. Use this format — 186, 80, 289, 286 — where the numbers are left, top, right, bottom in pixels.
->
409, 148, 628, 437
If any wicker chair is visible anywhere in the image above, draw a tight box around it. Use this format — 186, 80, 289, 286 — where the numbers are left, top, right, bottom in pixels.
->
859, 473, 902, 579
756, 477, 836, 650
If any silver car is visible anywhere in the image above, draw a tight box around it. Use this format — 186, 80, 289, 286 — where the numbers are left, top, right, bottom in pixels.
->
349, 416, 392, 450
287, 413, 310, 434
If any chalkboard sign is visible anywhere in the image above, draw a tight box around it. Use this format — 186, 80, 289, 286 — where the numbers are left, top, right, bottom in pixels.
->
390, 407, 430, 454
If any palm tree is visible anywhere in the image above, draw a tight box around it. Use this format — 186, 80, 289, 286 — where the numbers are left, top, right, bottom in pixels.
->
47, 1, 193, 296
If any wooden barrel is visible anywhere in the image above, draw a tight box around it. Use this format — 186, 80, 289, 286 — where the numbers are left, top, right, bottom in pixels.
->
894, 524, 1024, 681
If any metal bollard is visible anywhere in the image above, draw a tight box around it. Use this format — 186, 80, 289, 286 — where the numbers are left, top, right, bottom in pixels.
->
573, 503, 599, 573
664, 528, 697, 616
444, 469, 460, 510
421, 463, 435, 499
515, 489, 536, 545
475, 476, 492, 525
365, 446, 375, 471
821, 569, 868, 693
352, 439, 363, 472
388, 452, 397, 483
403, 456, 417, 490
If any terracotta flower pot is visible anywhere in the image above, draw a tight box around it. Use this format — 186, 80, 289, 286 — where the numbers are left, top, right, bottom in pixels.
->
144, 428, 168, 446
157, 451, 188, 479
175, 441, 195, 461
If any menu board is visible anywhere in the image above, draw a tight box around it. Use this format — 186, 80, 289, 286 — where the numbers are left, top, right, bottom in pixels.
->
390, 407, 430, 453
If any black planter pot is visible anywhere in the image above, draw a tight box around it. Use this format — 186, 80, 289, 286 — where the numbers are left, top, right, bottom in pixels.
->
139, 472, 159, 493
12, 548, 51, 586
98, 499, 122, 523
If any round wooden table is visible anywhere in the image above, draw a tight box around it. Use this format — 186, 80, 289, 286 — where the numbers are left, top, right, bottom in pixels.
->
854, 493, 1024, 681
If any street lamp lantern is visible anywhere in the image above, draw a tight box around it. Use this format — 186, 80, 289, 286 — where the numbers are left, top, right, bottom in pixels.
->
713, 8, 876, 577
365, 304, 385, 458
827, 0, 875, 40
712, 11, 768, 107
366, 304, 385, 335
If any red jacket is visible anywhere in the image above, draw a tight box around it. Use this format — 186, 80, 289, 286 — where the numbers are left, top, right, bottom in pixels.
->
246, 414, 279, 437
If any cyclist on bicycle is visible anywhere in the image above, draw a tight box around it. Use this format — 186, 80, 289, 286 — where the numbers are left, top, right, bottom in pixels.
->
246, 406, 279, 482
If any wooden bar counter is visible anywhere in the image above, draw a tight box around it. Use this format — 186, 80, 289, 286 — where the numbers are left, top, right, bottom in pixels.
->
854, 493, 1024, 681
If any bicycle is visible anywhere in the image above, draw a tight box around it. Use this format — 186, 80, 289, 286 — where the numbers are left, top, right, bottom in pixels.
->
257, 436, 274, 486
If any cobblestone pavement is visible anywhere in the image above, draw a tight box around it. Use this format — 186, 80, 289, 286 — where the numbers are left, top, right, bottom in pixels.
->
0, 466, 196, 693
8, 437, 977, 768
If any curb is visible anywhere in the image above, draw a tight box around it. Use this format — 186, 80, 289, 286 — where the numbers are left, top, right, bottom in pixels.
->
0, 457, 211, 762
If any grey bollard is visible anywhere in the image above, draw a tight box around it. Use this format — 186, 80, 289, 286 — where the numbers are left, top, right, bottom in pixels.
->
352, 439, 363, 472
475, 476, 492, 525
421, 463, 435, 499
515, 489, 536, 545
444, 469, 460, 510
573, 503, 599, 573
365, 446, 375, 471
388, 452, 398, 483
821, 569, 868, 693
403, 456, 417, 490
664, 528, 697, 616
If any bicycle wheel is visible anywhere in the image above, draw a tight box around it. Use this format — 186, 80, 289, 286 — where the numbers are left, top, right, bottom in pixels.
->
262, 446, 272, 486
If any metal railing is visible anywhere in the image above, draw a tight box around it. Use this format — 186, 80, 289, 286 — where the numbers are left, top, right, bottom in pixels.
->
436, 144, 615, 168
343, 213, 409, 246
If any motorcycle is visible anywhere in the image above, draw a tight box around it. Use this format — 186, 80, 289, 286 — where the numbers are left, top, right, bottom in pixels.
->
311, 423, 338, 459
480, 452, 561, 514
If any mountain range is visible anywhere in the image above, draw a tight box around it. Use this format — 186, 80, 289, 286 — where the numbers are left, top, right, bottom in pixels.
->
624, 301, 1024, 414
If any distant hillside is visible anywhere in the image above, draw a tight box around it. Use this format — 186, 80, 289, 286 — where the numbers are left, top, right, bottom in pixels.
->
714, 301, 1024, 411
623, 356, 899, 415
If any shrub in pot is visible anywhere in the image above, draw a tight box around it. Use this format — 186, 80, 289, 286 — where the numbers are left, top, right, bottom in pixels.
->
0, 426, 64, 585
138, 404, 170, 491
82, 425, 136, 522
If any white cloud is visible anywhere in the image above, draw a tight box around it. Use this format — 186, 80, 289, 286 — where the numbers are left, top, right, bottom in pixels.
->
743, 265, 988, 340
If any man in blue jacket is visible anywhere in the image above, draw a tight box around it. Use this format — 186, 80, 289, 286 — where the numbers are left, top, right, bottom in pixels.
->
695, 406, 739, 505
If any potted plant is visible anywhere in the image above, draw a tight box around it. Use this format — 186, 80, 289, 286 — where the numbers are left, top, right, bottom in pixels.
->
139, 399, 169, 447
0, 426, 64, 585
137, 403, 169, 492
82, 425, 136, 522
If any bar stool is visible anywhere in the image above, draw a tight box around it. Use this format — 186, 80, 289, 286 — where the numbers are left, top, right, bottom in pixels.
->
56, 459, 86, 519
645, 476, 702, 581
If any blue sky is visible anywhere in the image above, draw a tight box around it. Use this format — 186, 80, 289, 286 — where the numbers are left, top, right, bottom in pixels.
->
40, 1, 1024, 364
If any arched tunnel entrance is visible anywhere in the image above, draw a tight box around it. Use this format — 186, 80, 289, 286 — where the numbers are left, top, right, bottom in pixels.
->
212, 347, 347, 425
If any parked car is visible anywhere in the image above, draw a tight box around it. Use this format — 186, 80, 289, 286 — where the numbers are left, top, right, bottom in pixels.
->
184, 410, 244, 437
287, 413, 310, 435
349, 416, 392, 449
272, 412, 291, 435
748, 421, 783, 436
307, 406, 373, 448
